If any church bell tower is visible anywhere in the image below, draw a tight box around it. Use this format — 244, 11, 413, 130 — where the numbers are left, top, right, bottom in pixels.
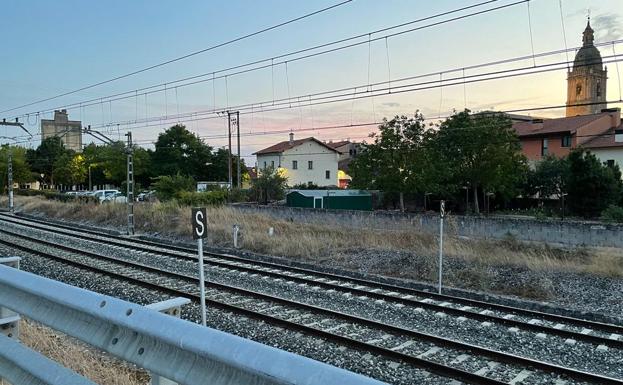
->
566, 19, 607, 117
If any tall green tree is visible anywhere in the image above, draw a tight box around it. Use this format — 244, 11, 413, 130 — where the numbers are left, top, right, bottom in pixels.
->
349, 114, 434, 211
525, 155, 570, 201
26, 136, 69, 185
0, 145, 34, 193
53, 151, 87, 187
151, 125, 213, 180
566, 148, 623, 218
250, 166, 287, 204
429, 110, 528, 213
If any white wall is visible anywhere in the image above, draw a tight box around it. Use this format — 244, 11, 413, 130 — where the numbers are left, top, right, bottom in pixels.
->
590, 148, 623, 178
256, 140, 339, 187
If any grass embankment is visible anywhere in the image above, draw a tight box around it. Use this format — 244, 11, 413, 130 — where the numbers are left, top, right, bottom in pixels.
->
6, 196, 623, 298
0, 320, 147, 385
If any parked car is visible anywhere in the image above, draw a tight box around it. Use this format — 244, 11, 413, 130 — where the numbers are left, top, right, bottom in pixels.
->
103, 192, 128, 204
90, 189, 122, 203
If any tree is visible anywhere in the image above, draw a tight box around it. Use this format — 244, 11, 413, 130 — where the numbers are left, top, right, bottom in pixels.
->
82, 142, 152, 189
26, 136, 69, 186
151, 125, 213, 180
53, 152, 87, 187
566, 148, 623, 218
429, 110, 528, 213
152, 173, 195, 201
0, 145, 34, 194
349, 113, 433, 211
524, 155, 570, 213
250, 166, 287, 204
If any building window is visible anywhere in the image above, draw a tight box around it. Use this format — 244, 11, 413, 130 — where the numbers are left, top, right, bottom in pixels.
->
263, 161, 267, 169
325, 170, 330, 179
596, 82, 602, 98
308, 161, 313, 170
561, 135, 571, 148
607, 159, 615, 168
615, 129, 623, 143
576, 83, 582, 96
271, 160, 274, 168
292, 160, 298, 170
541, 138, 549, 156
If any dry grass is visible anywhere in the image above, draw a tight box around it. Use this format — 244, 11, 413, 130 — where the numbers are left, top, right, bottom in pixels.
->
0, 319, 148, 385
6, 195, 623, 280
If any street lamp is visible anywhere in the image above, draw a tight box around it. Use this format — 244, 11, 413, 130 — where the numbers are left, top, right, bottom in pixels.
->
88, 164, 93, 191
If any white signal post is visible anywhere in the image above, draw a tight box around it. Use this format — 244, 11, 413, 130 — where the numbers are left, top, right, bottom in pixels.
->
191, 207, 208, 326
438, 200, 445, 294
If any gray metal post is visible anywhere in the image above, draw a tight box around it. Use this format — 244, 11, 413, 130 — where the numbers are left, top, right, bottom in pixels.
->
438, 200, 445, 295
227, 111, 233, 189
236, 111, 241, 188
7, 148, 13, 213
0, 257, 21, 342
233, 224, 240, 248
146, 297, 191, 385
126, 132, 134, 236
197, 238, 207, 326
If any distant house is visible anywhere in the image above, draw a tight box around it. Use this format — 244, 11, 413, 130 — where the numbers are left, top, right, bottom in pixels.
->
326, 140, 362, 188
286, 189, 372, 210
513, 108, 623, 170
253, 134, 340, 187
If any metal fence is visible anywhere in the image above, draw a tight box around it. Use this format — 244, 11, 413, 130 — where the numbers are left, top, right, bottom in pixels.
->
0, 262, 385, 385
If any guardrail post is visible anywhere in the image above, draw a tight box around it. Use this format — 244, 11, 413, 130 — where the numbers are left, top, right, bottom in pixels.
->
145, 298, 191, 385
233, 224, 240, 248
0, 257, 21, 341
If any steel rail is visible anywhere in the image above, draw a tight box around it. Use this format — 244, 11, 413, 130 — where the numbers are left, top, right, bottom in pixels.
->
0, 228, 621, 385
3, 213, 623, 344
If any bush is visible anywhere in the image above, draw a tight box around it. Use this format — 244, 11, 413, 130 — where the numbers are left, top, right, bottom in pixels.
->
175, 190, 227, 206
227, 188, 249, 203
601, 205, 623, 223
152, 174, 195, 201
14, 189, 98, 204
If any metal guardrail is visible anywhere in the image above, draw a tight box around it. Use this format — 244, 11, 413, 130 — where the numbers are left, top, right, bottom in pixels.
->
0, 264, 386, 385
0, 333, 96, 385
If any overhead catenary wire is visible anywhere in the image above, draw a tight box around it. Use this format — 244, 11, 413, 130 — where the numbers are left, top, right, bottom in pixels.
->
6, 0, 521, 121
86, 53, 623, 133
0, 0, 355, 115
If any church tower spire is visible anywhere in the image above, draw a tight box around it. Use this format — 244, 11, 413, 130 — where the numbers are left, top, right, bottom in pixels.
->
566, 18, 607, 116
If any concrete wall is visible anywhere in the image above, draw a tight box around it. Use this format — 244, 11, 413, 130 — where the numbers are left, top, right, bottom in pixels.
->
231, 204, 623, 248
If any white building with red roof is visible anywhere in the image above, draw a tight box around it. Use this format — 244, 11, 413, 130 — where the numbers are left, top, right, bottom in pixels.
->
253, 133, 341, 187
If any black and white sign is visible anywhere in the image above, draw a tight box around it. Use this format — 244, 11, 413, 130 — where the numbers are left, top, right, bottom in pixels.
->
192, 207, 208, 240
440, 200, 446, 218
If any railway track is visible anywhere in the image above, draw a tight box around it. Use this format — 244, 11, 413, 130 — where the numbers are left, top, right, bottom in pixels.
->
1, 213, 621, 346
0, 214, 622, 384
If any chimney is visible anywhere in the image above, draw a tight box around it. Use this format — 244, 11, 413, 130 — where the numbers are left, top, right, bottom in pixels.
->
289, 132, 294, 144
601, 108, 621, 128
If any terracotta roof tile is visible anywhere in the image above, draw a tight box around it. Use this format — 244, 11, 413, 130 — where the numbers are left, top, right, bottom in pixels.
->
513, 114, 604, 137
253, 137, 340, 155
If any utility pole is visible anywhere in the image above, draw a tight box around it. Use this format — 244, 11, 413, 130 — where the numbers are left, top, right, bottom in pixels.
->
227, 111, 233, 189
235, 111, 241, 188
7, 148, 13, 213
126, 132, 135, 236
0, 118, 31, 213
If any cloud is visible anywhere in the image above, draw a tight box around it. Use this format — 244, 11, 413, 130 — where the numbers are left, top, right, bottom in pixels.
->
593, 13, 623, 41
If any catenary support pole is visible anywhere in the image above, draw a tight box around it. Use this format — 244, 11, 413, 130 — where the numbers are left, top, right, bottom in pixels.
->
126, 132, 134, 235
236, 111, 241, 188
438, 200, 445, 294
227, 111, 233, 189
7, 148, 13, 213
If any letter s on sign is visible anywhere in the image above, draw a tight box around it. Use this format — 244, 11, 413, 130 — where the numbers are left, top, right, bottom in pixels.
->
192, 207, 208, 239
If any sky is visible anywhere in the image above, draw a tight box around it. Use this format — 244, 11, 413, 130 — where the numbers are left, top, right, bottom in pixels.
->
1, 0, 622, 164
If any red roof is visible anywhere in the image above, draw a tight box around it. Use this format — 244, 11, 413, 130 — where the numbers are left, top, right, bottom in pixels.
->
326, 140, 350, 149
513, 114, 603, 137
582, 126, 623, 149
253, 137, 341, 155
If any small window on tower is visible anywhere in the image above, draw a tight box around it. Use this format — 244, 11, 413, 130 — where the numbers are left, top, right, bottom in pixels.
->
576, 83, 582, 96
596, 82, 601, 98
